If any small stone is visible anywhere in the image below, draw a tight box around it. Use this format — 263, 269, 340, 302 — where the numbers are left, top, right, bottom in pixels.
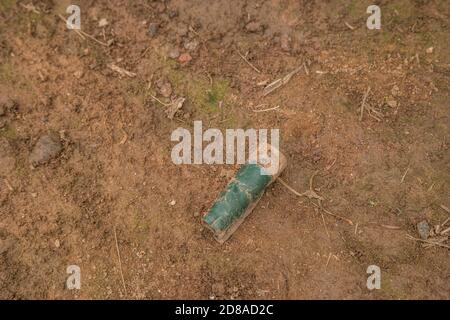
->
391, 85, 400, 97
29, 133, 62, 166
193, 211, 200, 217
179, 53, 192, 64
156, 79, 172, 98
74, 70, 84, 79
168, 9, 178, 18
386, 99, 397, 108
148, 23, 159, 37
168, 48, 180, 59
169, 200, 176, 206
426, 47, 434, 54
98, 18, 108, 27
160, 84, 172, 97
54, 239, 60, 248
184, 40, 199, 51
417, 220, 430, 240
245, 21, 262, 33
280, 33, 291, 52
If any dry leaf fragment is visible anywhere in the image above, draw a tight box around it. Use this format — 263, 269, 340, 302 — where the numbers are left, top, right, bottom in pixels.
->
166, 97, 185, 119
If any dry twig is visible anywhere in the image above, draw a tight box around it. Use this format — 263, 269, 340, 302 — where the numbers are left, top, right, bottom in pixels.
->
359, 86, 371, 121
263, 66, 302, 96
150, 95, 171, 107
57, 14, 108, 46
113, 226, 127, 294
20, 2, 40, 14
237, 50, 261, 74
4, 179, 14, 191
108, 64, 137, 78
278, 174, 353, 226
440, 204, 450, 214
252, 105, 280, 113
401, 166, 410, 183
165, 97, 186, 120
345, 22, 355, 30
406, 234, 450, 249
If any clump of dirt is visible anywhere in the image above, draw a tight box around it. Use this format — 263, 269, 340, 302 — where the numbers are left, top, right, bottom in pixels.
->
29, 133, 62, 166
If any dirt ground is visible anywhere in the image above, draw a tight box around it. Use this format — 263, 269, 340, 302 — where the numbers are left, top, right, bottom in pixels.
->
0, 0, 449, 299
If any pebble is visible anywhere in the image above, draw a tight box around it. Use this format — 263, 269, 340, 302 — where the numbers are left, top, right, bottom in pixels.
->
168, 48, 180, 59
179, 53, 192, 64
168, 10, 178, 18
386, 99, 397, 108
391, 85, 400, 97
426, 47, 434, 54
74, 70, 84, 79
148, 22, 159, 37
156, 79, 173, 98
98, 18, 108, 27
417, 220, 430, 240
184, 40, 199, 51
54, 239, 60, 248
169, 200, 176, 206
245, 21, 262, 33
29, 133, 62, 166
280, 33, 291, 52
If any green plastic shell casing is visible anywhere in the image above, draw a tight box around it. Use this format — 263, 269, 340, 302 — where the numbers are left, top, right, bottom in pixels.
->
203, 163, 273, 243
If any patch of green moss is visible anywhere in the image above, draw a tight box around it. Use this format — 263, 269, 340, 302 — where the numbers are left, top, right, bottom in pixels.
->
14, 157, 29, 178
0, 0, 16, 11
0, 124, 18, 140
0, 61, 34, 91
165, 69, 186, 91
190, 78, 229, 114
344, 1, 360, 20
130, 210, 153, 243
386, 0, 417, 19
165, 67, 230, 116
378, 274, 407, 299
0, 63, 14, 84
4, 5, 44, 35
368, 199, 379, 207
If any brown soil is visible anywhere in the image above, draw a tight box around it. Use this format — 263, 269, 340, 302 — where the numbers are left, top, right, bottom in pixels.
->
0, 0, 449, 299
